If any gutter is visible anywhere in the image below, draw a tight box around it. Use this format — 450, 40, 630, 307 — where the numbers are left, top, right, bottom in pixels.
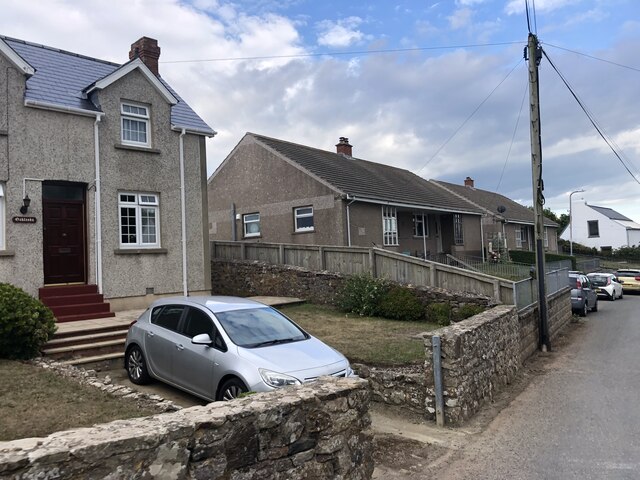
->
349, 196, 482, 216
24, 99, 104, 118
171, 125, 217, 137
179, 129, 188, 296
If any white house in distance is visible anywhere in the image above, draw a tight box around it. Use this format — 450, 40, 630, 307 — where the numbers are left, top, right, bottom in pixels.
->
561, 202, 640, 250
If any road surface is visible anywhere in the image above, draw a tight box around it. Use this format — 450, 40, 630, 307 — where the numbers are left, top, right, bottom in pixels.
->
428, 294, 640, 479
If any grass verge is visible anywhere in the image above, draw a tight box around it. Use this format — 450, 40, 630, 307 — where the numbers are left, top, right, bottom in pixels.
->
0, 359, 157, 442
280, 304, 438, 366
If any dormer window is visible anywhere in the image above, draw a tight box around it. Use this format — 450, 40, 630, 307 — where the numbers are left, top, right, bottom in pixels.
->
121, 102, 150, 147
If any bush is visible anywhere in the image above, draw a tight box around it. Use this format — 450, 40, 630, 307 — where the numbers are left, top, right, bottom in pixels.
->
0, 283, 56, 359
426, 303, 452, 326
454, 304, 485, 321
336, 274, 390, 316
377, 287, 425, 321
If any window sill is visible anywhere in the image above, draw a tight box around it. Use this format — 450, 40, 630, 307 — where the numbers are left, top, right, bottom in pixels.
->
114, 248, 168, 255
0, 250, 15, 257
114, 144, 161, 154
243, 236, 262, 240
294, 230, 315, 235
412, 235, 430, 239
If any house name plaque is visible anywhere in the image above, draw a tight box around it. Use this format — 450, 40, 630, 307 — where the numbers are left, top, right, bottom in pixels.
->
12, 216, 37, 224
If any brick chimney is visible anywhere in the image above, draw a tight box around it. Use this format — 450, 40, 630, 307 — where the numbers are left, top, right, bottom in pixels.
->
336, 137, 353, 156
464, 176, 474, 187
129, 37, 161, 76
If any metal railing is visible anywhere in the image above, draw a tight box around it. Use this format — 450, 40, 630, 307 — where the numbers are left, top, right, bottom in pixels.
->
514, 267, 569, 310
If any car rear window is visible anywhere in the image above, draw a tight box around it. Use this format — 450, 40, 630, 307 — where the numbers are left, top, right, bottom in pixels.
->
589, 275, 608, 286
568, 277, 578, 288
617, 270, 640, 276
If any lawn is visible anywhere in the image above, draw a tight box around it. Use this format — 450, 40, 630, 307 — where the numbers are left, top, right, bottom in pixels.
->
0, 360, 157, 442
280, 304, 438, 366
0, 304, 436, 442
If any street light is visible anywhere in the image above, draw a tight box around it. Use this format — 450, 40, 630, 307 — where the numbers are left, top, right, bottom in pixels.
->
569, 189, 585, 256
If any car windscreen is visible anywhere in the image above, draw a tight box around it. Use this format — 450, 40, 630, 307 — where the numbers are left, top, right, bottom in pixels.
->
588, 275, 608, 286
214, 307, 308, 348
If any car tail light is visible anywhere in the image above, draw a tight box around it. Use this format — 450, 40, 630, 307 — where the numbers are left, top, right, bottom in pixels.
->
576, 278, 582, 289
636, 276, 640, 281
607, 278, 611, 285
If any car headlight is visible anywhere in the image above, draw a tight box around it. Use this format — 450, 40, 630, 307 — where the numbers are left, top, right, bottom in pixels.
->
346, 365, 354, 377
259, 368, 301, 388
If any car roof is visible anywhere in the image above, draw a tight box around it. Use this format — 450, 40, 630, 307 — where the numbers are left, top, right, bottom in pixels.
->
587, 272, 613, 276
150, 296, 268, 313
616, 269, 640, 274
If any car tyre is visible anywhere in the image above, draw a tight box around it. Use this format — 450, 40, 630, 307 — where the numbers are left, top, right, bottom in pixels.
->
619, 290, 623, 299
610, 291, 616, 301
591, 298, 598, 312
579, 302, 588, 317
218, 378, 248, 401
126, 345, 151, 385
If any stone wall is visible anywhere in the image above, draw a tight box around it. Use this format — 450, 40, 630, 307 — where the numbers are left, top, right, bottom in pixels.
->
353, 364, 426, 415
423, 305, 521, 425
518, 287, 572, 360
0, 378, 374, 480
211, 259, 493, 312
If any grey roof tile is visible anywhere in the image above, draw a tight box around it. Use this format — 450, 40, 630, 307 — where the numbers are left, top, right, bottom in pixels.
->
588, 205, 632, 222
432, 180, 558, 227
2, 35, 214, 134
251, 133, 482, 214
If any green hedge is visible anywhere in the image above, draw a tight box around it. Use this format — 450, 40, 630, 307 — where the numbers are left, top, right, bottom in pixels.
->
508, 250, 576, 270
0, 283, 57, 359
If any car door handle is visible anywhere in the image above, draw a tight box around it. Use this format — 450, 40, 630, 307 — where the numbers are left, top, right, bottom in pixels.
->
176, 344, 184, 351
147, 332, 155, 338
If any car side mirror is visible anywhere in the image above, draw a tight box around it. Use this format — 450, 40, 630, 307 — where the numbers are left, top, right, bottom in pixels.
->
192, 333, 213, 346
618, 279, 624, 284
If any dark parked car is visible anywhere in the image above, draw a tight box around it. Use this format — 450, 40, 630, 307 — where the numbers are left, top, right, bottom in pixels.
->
569, 273, 598, 317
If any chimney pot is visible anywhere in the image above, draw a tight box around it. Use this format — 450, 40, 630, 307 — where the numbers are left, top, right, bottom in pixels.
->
336, 137, 353, 156
464, 176, 474, 187
129, 37, 161, 76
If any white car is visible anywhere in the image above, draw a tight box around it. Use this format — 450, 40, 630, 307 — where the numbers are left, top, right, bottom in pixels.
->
587, 273, 623, 301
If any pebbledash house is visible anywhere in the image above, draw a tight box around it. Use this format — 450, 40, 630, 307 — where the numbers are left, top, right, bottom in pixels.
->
0, 35, 215, 321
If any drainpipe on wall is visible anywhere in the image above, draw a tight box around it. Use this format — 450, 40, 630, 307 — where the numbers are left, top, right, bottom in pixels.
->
346, 195, 356, 247
93, 115, 104, 294
480, 217, 485, 262
179, 129, 188, 296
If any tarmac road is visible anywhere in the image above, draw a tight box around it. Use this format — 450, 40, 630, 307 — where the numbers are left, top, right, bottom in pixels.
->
430, 294, 640, 480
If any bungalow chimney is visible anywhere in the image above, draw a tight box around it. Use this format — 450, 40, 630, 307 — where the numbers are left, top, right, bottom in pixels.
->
464, 176, 474, 187
336, 137, 353, 156
129, 37, 161, 76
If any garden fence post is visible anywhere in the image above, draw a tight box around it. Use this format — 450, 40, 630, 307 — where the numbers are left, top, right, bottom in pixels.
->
433, 335, 445, 427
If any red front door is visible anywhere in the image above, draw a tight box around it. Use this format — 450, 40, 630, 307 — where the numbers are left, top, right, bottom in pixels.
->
42, 183, 86, 285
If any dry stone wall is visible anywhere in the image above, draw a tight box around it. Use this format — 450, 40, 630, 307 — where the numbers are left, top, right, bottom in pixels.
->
353, 364, 426, 415
424, 305, 521, 425
0, 378, 373, 480
211, 259, 493, 312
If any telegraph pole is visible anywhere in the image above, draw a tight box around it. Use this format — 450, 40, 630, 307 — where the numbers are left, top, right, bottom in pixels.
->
526, 32, 550, 351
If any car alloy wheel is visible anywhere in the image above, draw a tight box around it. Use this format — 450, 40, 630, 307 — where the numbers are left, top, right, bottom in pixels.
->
219, 378, 248, 401
127, 346, 151, 385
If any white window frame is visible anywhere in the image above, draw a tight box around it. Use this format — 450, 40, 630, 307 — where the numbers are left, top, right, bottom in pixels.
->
515, 226, 523, 248
544, 227, 549, 248
413, 213, 429, 238
121, 102, 150, 147
382, 206, 398, 246
0, 183, 5, 250
453, 214, 464, 245
587, 220, 599, 238
118, 192, 160, 248
243, 213, 261, 238
294, 206, 314, 232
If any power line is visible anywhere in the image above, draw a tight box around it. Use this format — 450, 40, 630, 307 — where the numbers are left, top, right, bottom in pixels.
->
544, 43, 640, 73
542, 48, 640, 186
496, 78, 529, 192
160, 41, 524, 64
415, 58, 524, 176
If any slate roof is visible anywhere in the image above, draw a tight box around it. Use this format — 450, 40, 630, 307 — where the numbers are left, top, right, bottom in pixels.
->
588, 205, 633, 222
1, 35, 214, 135
432, 180, 558, 227
250, 133, 482, 214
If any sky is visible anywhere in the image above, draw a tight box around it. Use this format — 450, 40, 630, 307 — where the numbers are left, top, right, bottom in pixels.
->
1, 0, 639, 222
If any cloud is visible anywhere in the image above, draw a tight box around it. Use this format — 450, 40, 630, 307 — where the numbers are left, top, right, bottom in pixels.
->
316, 16, 368, 48
448, 8, 474, 30
505, 0, 582, 15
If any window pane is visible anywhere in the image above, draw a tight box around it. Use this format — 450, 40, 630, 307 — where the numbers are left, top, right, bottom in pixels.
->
296, 216, 314, 230
245, 221, 260, 234
244, 214, 259, 222
153, 306, 184, 332
141, 207, 157, 244
296, 207, 313, 216
120, 207, 137, 244
183, 308, 214, 338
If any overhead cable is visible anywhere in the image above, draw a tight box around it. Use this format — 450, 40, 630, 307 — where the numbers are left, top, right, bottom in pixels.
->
496, 79, 529, 192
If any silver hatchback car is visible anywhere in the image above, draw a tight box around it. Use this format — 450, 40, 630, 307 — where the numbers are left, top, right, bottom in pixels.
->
124, 296, 354, 401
